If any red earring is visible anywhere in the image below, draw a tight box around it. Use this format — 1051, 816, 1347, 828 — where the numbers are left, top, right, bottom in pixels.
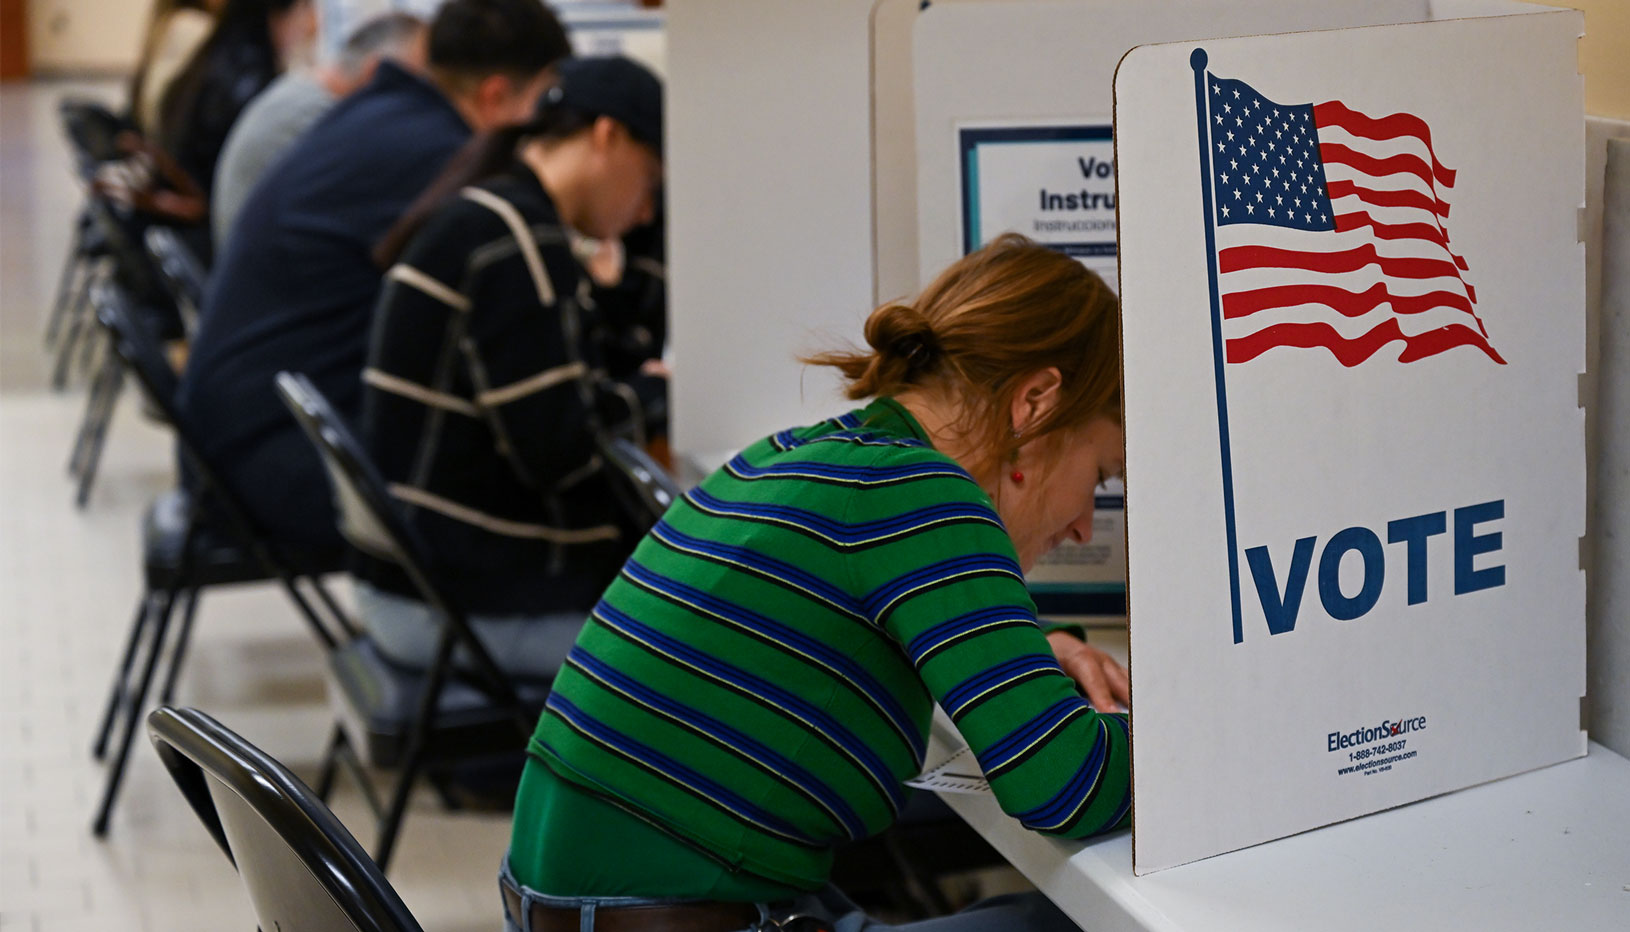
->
1010, 470, 1025, 484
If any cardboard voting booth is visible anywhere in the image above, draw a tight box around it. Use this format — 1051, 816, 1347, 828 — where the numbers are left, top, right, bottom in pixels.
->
667, 0, 1590, 884
1115, 6, 1586, 872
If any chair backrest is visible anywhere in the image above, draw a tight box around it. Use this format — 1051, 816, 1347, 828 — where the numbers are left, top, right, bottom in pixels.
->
274, 371, 522, 705
144, 225, 207, 332
147, 706, 426, 932
86, 195, 167, 307
93, 279, 180, 418
59, 99, 128, 179
597, 434, 684, 535
273, 371, 433, 573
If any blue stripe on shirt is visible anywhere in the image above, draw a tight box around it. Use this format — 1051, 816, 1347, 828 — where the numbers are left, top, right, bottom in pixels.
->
567, 648, 869, 839
592, 602, 909, 811
544, 693, 816, 844
617, 556, 925, 761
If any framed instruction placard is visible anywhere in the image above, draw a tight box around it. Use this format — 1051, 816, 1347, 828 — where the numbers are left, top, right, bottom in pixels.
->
957, 122, 1118, 284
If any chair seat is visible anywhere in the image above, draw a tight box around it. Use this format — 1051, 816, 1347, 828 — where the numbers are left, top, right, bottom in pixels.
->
142, 487, 346, 590
326, 638, 548, 769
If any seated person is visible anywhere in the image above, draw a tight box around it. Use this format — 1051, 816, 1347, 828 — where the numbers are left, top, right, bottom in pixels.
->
212, 11, 429, 251
174, 0, 570, 554
155, 0, 319, 243
128, 0, 218, 137
356, 56, 667, 680
501, 234, 1131, 932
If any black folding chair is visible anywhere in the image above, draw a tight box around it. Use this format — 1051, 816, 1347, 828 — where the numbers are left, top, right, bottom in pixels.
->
274, 371, 542, 870
597, 433, 683, 534
147, 706, 426, 932
89, 282, 355, 837
47, 100, 129, 388
64, 191, 196, 507
144, 224, 207, 334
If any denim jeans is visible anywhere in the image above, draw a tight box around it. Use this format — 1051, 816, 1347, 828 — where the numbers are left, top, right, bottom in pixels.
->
497, 858, 1083, 932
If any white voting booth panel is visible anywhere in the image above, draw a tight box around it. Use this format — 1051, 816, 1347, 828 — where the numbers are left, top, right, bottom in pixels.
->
907, 0, 1447, 292
1116, 7, 1586, 873
904, 1, 1436, 612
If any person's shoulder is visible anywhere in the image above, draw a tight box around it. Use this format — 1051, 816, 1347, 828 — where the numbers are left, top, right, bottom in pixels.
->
753, 415, 979, 486
396, 184, 525, 265
258, 71, 330, 111
227, 73, 322, 138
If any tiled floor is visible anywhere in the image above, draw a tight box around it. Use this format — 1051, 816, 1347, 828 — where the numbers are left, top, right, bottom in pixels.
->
0, 80, 513, 932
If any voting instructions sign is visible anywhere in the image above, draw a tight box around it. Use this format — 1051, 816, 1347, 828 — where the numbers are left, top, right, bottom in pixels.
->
958, 122, 1118, 286
1115, 11, 1586, 873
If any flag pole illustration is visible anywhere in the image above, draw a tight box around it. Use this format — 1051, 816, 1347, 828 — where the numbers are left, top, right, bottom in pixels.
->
1189, 49, 1246, 644
1188, 48, 1502, 644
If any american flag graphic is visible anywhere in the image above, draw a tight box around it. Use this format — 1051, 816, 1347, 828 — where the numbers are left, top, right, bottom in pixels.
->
1202, 72, 1503, 367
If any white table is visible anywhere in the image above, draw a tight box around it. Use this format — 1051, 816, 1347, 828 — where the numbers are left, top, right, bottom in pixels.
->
926, 630, 1630, 932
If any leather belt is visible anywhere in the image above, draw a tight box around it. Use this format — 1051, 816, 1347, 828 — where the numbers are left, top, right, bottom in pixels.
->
501, 879, 762, 932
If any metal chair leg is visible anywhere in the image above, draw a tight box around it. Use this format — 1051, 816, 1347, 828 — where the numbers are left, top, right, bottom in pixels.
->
91, 583, 179, 836
71, 359, 123, 508
315, 724, 347, 801
51, 301, 88, 391
67, 351, 116, 476
373, 751, 423, 872
92, 590, 154, 761
156, 588, 199, 704
74, 315, 106, 383
45, 240, 87, 348
306, 575, 359, 641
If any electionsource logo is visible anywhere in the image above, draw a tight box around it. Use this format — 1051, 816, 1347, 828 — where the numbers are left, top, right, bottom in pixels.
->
1327, 715, 1427, 752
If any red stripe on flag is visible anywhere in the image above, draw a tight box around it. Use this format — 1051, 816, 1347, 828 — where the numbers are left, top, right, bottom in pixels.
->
1221, 282, 1476, 320
1325, 180, 1449, 218
1312, 101, 1456, 188
1220, 242, 1465, 281
1226, 318, 1506, 366
1320, 142, 1441, 194
1333, 211, 1470, 271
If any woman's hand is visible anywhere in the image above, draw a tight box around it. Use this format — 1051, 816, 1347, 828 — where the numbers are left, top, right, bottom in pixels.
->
1046, 630, 1130, 713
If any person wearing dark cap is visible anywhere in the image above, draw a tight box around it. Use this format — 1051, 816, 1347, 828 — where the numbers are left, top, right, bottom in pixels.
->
353, 55, 667, 682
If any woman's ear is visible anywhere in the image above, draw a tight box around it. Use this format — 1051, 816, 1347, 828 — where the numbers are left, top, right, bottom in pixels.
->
1009, 367, 1063, 435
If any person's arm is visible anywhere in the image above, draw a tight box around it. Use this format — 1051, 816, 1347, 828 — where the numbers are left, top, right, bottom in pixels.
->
851, 454, 1131, 838
91, 132, 207, 224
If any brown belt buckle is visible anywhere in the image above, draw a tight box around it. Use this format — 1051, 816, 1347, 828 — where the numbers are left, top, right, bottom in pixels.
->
755, 912, 831, 932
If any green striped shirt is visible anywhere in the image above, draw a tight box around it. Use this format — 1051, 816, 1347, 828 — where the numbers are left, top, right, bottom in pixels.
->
515, 397, 1130, 892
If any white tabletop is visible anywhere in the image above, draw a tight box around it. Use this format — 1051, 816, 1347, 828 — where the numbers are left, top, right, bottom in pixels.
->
926, 630, 1630, 932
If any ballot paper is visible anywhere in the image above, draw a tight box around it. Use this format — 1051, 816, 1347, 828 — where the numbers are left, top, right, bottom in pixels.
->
906, 746, 990, 795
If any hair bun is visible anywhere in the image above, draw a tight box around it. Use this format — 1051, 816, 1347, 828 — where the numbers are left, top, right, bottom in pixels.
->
866, 303, 941, 375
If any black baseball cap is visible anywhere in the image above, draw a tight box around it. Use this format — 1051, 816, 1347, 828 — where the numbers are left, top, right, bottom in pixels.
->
542, 55, 663, 157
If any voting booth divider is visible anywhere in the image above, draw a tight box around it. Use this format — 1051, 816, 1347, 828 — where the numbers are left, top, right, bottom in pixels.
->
890, 0, 1589, 875
1115, 5, 1586, 874
667, 0, 1591, 880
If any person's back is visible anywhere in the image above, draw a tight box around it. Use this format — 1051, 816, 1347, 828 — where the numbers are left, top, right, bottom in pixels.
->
503, 235, 1132, 932
176, 0, 571, 549
211, 12, 428, 251
157, 0, 318, 214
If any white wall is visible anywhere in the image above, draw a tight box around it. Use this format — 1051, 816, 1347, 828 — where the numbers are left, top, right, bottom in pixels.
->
665, 0, 879, 456
27, 0, 148, 73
